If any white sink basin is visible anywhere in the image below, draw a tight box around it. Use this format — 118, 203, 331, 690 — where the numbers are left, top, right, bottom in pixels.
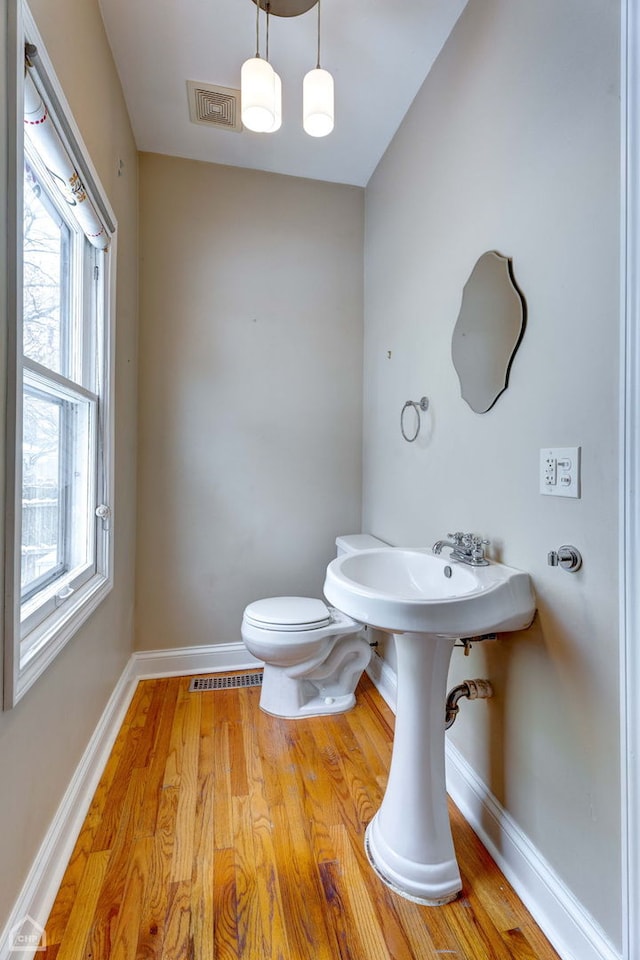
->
323, 546, 536, 906
324, 548, 535, 636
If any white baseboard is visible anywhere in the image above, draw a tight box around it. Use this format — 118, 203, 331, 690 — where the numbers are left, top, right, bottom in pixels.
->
364, 657, 621, 960
366, 649, 397, 711
132, 641, 261, 680
0, 642, 261, 960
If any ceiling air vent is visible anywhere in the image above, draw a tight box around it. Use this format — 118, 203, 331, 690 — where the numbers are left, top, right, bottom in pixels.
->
187, 80, 242, 133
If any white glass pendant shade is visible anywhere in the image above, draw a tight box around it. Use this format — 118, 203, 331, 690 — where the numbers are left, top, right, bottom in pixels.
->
241, 56, 276, 132
303, 67, 334, 137
269, 72, 282, 132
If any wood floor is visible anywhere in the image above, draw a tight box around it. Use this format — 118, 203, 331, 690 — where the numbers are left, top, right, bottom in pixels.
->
42, 673, 562, 960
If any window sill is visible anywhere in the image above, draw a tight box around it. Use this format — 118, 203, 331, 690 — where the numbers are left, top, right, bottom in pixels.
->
11, 573, 113, 706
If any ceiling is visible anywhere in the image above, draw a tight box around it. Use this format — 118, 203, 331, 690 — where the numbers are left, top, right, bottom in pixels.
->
98, 0, 468, 188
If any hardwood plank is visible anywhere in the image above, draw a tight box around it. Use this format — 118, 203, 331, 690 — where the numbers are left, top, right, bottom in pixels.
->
91, 683, 155, 852
135, 677, 180, 838
213, 846, 239, 959
54, 851, 110, 960
108, 836, 154, 960
190, 773, 215, 957
196, 686, 216, 780
188, 689, 217, 955
170, 688, 201, 882
317, 859, 358, 960
213, 720, 234, 848
162, 687, 188, 789
243, 749, 290, 958
228, 719, 249, 798
271, 803, 340, 959
328, 824, 395, 960
133, 785, 178, 959
284, 719, 342, 864
43, 674, 563, 960
256, 710, 289, 809
84, 766, 147, 958
333, 823, 446, 960
232, 795, 264, 958
162, 880, 192, 960
311, 713, 381, 841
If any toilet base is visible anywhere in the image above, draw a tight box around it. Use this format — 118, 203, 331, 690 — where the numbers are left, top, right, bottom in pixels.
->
260, 691, 356, 719
259, 662, 358, 718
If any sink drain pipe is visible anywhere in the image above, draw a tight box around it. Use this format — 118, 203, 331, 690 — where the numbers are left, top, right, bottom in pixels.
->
445, 678, 493, 729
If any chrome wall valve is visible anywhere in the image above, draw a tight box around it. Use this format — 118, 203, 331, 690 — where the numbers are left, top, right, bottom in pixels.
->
547, 545, 582, 573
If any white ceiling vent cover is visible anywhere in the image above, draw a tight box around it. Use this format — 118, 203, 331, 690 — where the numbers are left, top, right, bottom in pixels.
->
187, 80, 242, 132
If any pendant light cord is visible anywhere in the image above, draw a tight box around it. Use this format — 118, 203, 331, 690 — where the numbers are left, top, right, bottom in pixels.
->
316, 0, 321, 68
255, 0, 261, 58
266, 2, 271, 62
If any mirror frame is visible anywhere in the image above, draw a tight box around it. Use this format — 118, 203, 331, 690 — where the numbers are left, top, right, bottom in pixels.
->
451, 251, 527, 414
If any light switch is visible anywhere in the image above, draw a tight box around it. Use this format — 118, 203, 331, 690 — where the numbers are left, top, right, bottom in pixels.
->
540, 447, 581, 498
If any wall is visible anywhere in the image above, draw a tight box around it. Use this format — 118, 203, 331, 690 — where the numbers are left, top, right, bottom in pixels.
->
0, 0, 138, 931
364, 0, 621, 948
136, 155, 363, 650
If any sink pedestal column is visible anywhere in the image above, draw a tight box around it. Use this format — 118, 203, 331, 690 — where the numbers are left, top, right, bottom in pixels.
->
365, 632, 461, 905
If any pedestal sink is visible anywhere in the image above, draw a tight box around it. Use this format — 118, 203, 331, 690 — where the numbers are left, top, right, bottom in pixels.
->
323, 547, 535, 905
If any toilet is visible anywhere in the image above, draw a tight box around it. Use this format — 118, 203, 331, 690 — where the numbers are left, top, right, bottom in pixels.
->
241, 534, 387, 718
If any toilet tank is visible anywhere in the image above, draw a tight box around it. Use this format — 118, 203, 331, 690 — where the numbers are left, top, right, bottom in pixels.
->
335, 534, 388, 557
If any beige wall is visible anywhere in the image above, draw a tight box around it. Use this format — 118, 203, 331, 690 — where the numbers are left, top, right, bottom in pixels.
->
364, 0, 621, 947
0, 0, 138, 929
136, 155, 363, 650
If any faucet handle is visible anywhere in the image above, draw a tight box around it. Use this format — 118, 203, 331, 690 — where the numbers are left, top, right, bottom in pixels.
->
470, 535, 490, 563
447, 532, 465, 543
471, 535, 490, 547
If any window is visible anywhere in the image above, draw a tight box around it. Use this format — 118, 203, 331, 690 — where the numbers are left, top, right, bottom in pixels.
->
4, 6, 116, 707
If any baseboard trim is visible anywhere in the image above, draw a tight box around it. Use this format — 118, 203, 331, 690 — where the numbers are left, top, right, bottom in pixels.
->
131, 641, 261, 680
364, 656, 620, 960
0, 642, 261, 960
445, 742, 621, 960
366, 649, 397, 711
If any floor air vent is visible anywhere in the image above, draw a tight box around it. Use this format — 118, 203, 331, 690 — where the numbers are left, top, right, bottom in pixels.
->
187, 80, 242, 132
189, 673, 263, 692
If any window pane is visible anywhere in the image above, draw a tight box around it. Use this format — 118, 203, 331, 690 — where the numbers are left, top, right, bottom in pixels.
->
21, 382, 95, 603
21, 389, 63, 594
23, 160, 71, 375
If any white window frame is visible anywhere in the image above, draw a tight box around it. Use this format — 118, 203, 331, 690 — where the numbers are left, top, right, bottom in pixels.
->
3, 1, 117, 708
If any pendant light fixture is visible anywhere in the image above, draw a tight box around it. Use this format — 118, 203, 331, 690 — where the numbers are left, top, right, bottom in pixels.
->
241, 0, 277, 133
303, 0, 334, 137
240, 0, 333, 137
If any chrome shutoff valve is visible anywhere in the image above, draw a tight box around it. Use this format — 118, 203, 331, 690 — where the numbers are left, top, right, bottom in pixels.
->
547, 544, 582, 573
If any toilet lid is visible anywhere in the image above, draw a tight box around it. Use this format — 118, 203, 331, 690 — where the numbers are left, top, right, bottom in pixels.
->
244, 596, 332, 631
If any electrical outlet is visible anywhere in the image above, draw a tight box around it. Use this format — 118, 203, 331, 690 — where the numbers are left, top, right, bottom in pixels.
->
540, 447, 581, 498
544, 455, 557, 486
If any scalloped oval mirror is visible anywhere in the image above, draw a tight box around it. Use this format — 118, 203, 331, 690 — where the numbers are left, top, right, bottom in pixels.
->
452, 251, 527, 414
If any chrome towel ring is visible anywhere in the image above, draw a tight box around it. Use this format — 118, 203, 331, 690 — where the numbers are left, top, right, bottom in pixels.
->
400, 396, 429, 442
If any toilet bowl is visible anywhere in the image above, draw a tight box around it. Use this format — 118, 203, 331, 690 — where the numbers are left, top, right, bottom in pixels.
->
241, 534, 387, 719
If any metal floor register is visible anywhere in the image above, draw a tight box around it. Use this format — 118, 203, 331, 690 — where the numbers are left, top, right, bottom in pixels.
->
188, 673, 263, 692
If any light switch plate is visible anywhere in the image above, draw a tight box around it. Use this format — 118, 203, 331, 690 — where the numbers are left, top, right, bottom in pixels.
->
540, 447, 581, 498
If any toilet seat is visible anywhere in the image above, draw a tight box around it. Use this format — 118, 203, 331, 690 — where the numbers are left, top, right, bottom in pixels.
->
243, 596, 332, 632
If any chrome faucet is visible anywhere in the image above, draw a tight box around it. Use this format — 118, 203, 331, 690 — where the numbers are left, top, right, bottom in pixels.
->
433, 532, 490, 566
433, 532, 465, 556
